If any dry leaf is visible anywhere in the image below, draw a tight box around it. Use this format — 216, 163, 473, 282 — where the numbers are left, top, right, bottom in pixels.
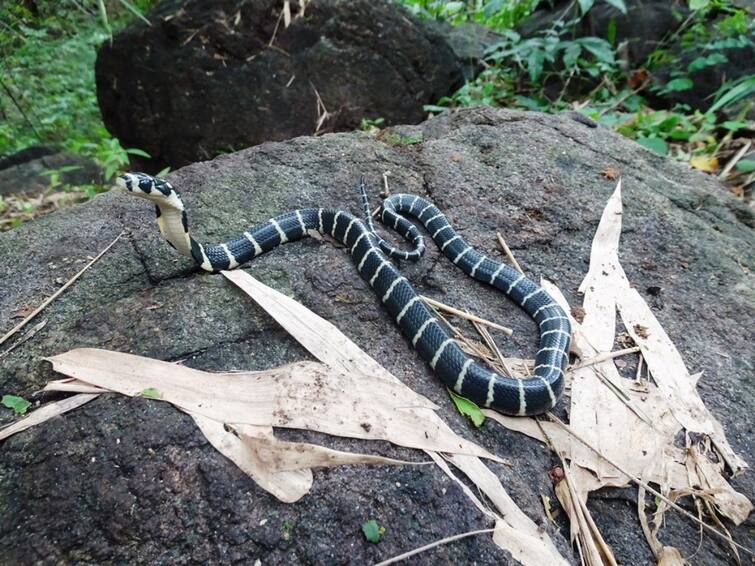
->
488, 179, 751, 560
0, 393, 99, 442
46, 350, 496, 460
601, 167, 620, 180
689, 155, 718, 172
220, 269, 567, 565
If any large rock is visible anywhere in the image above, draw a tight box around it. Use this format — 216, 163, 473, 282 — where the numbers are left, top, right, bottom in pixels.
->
95, 0, 470, 171
0, 108, 752, 563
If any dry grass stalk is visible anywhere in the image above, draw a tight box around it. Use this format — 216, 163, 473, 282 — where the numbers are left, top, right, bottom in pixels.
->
312, 84, 330, 135
472, 319, 514, 377
420, 295, 513, 336
719, 139, 751, 179
546, 414, 753, 556
0, 230, 123, 348
496, 232, 524, 275
571, 346, 641, 370
374, 527, 498, 566
0, 319, 46, 359
268, 6, 284, 46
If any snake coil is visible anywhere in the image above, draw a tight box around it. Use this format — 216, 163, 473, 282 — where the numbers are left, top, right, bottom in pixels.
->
119, 172, 571, 416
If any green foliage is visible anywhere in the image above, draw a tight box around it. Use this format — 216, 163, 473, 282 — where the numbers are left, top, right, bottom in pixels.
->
648, 0, 754, 99
360, 117, 386, 132
397, 0, 540, 30
0, 1, 155, 185
139, 388, 163, 400
424, 0, 753, 169
361, 519, 385, 543
2, 394, 31, 416
448, 390, 485, 427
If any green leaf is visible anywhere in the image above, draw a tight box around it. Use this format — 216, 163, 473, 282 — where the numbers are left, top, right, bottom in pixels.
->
660, 78, 694, 93
637, 136, 668, 156
2, 395, 31, 416
603, 0, 627, 14
448, 390, 485, 427
578, 37, 615, 64
687, 53, 727, 73
578, 0, 595, 14
126, 148, 151, 158
362, 520, 384, 543
689, 0, 709, 10
562, 42, 582, 69
527, 49, 546, 83
735, 159, 755, 173
140, 388, 163, 400
721, 120, 747, 132
606, 19, 617, 45
708, 76, 755, 114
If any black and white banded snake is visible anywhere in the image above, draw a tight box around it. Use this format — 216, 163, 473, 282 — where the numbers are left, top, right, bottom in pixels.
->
118, 172, 571, 416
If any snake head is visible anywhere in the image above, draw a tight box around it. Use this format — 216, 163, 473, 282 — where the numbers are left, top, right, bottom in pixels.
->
118, 172, 184, 210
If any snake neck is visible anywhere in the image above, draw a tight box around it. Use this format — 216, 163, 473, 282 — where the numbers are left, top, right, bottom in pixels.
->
155, 204, 194, 258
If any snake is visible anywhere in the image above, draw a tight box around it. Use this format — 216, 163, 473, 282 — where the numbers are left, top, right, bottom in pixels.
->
118, 172, 571, 416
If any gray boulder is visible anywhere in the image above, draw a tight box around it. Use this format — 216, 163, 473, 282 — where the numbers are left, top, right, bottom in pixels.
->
95, 0, 478, 171
0, 108, 752, 563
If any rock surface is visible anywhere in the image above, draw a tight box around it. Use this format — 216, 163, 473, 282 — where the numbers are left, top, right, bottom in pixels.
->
0, 145, 103, 196
96, 0, 473, 171
0, 108, 753, 564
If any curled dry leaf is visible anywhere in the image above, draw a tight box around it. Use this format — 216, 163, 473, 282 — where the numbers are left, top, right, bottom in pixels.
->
220, 269, 567, 565
45, 349, 497, 460
488, 179, 752, 559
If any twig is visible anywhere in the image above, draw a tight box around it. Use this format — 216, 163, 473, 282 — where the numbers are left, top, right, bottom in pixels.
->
598, 79, 650, 117
0, 231, 124, 348
268, 6, 284, 46
0, 319, 46, 359
374, 527, 498, 566
381, 171, 391, 197
420, 295, 513, 336
719, 139, 751, 179
433, 309, 501, 368
495, 233, 524, 275
571, 346, 640, 369
545, 413, 755, 557
472, 320, 514, 377
311, 83, 330, 135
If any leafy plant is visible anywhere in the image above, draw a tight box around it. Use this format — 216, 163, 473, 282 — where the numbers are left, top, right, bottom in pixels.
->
139, 388, 162, 400
397, 0, 541, 31
361, 519, 385, 543
448, 390, 485, 427
2, 394, 31, 416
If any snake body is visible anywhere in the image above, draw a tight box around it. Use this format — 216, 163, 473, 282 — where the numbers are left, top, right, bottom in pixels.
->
118, 172, 571, 416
